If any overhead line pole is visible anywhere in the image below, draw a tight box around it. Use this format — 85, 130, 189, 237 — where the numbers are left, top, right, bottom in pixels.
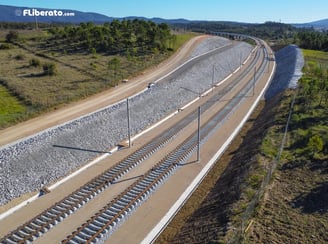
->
253, 66, 256, 96
212, 64, 215, 92
127, 98, 131, 147
197, 106, 201, 161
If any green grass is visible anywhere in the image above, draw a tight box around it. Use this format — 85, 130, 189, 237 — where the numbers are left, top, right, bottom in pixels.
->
302, 49, 328, 62
0, 84, 26, 127
302, 49, 328, 77
172, 32, 199, 51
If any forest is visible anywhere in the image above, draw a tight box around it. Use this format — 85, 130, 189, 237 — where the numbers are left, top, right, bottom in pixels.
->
3, 19, 176, 56
296, 30, 328, 51
46, 20, 176, 55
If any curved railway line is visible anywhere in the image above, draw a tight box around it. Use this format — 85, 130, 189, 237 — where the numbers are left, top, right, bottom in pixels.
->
0, 37, 273, 244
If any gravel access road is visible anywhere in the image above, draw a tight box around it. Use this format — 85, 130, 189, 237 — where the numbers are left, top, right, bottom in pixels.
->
0, 36, 253, 206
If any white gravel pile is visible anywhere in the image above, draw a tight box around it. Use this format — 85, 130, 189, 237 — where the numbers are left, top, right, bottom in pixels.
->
0, 37, 253, 206
264, 44, 304, 99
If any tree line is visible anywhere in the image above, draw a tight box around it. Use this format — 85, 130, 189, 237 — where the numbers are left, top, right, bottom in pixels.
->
46, 19, 176, 55
171, 21, 297, 41
3, 19, 328, 53
295, 30, 328, 51
171, 21, 328, 52
0, 21, 54, 30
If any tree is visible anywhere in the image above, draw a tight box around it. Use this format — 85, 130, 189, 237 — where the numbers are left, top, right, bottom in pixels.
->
108, 57, 120, 82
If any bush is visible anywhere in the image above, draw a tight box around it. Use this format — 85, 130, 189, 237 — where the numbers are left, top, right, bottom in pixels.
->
6, 30, 19, 43
43, 62, 57, 76
90, 47, 96, 55
307, 134, 324, 156
14, 54, 25, 60
29, 58, 41, 67
0, 43, 10, 50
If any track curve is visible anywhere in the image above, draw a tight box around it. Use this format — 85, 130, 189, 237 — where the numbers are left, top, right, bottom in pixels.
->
0, 36, 273, 244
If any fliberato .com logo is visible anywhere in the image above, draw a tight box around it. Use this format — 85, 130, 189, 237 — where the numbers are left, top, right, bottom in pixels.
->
15, 8, 75, 17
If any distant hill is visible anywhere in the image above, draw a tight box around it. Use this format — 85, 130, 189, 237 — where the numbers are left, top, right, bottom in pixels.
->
0, 4, 190, 24
293, 19, 328, 30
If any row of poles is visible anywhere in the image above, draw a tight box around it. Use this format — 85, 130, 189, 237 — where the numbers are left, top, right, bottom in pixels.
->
124, 45, 267, 161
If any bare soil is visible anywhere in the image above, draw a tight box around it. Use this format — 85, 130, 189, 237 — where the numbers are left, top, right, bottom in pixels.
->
247, 159, 328, 244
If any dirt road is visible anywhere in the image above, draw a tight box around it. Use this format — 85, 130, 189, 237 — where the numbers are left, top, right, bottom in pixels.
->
0, 35, 208, 147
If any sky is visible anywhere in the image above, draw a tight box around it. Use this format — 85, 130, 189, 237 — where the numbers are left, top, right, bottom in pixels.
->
0, 0, 327, 24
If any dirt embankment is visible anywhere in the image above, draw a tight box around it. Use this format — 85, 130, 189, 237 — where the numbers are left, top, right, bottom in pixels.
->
247, 148, 328, 243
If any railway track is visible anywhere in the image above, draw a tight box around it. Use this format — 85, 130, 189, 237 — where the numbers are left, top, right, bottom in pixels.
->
0, 109, 197, 244
61, 46, 269, 243
1, 40, 268, 244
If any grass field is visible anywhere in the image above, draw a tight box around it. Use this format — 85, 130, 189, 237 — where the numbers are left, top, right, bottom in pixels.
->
302, 49, 328, 63
0, 30, 197, 129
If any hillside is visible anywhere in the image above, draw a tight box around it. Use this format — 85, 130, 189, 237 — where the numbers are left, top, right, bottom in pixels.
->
294, 19, 328, 30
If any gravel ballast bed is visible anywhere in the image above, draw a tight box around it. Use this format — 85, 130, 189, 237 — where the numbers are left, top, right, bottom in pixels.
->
0, 37, 253, 206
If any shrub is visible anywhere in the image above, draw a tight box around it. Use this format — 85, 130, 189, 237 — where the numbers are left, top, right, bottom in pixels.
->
6, 30, 19, 43
307, 134, 324, 156
0, 43, 10, 50
90, 47, 96, 55
29, 58, 41, 67
43, 62, 57, 76
14, 54, 25, 60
